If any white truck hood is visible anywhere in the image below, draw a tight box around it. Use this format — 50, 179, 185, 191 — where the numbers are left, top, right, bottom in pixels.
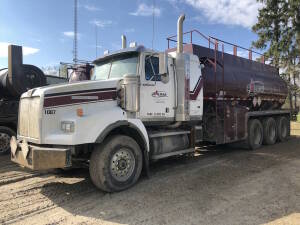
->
21, 79, 119, 99
20, 79, 120, 109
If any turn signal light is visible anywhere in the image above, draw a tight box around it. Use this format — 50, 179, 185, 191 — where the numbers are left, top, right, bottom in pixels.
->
77, 108, 84, 117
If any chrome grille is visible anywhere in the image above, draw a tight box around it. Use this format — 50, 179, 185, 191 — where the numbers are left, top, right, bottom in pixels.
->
18, 97, 40, 139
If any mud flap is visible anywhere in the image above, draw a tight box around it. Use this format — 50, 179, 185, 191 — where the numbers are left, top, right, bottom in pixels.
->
143, 149, 150, 178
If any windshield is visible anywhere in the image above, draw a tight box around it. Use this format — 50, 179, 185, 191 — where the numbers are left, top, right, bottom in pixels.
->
91, 53, 138, 80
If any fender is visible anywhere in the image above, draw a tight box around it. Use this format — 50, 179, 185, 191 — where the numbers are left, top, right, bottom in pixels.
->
95, 119, 150, 176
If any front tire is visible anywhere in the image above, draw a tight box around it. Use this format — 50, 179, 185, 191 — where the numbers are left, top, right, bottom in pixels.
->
0, 126, 16, 155
89, 135, 143, 192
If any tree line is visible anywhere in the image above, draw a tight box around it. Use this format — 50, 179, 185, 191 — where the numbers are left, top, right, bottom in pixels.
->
252, 0, 300, 112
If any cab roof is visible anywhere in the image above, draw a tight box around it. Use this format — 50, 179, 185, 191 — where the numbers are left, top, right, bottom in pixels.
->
92, 45, 155, 64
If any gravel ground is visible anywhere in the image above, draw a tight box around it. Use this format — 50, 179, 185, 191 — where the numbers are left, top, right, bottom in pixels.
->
0, 136, 299, 225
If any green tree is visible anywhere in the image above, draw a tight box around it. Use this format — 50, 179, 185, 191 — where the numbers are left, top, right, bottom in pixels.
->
281, 0, 300, 111
252, 0, 300, 112
252, 0, 287, 68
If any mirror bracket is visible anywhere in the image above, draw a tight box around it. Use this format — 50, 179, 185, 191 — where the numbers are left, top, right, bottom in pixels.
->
159, 52, 169, 83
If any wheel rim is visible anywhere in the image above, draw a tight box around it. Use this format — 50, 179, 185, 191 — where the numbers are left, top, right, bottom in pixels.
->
269, 124, 276, 141
0, 132, 11, 153
254, 125, 262, 145
110, 148, 135, 182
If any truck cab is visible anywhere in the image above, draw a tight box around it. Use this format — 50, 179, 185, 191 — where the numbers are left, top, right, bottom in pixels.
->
11, 15, 204, 192
89, 45, 202, 123
11, 14, 290, 192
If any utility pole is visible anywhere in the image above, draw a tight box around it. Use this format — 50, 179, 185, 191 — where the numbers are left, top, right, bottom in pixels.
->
73, 0, 78, 64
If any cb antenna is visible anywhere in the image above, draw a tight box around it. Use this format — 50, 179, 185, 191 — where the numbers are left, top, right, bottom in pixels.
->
73, 0, 78, 64
95, 25, 98, 58
151, 0, 155, 50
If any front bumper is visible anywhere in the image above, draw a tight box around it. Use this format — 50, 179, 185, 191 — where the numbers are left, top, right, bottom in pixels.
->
10, 137, 72, 170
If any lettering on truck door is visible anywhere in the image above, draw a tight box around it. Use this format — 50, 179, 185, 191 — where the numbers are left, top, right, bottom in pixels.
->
139, 53, 175, 121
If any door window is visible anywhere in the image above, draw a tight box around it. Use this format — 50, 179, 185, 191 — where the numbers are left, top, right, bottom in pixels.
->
145, 55, 161, 81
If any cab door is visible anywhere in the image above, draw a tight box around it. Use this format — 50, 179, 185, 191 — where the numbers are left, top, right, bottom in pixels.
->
138, 53, 175, 121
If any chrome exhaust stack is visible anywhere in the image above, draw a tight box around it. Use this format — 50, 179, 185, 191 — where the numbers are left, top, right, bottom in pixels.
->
175, 14, 190, 122
121, 35, 127, 49
177, 14, 185, 53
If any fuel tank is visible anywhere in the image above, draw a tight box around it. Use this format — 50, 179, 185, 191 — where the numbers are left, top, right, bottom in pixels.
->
185, 44, 288, 110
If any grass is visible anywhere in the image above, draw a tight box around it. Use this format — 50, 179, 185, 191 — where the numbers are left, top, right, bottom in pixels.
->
291, 121, 300, 136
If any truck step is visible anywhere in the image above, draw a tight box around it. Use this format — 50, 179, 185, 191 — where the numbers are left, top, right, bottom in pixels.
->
149, 130, 190, 138
151, 148, 195, 160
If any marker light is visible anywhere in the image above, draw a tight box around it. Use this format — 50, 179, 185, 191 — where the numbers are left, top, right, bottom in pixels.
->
77, 108, 84, 117
129, 42, 137, 48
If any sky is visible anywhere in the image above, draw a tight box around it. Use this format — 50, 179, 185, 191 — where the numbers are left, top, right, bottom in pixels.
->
0, 0, 263, 71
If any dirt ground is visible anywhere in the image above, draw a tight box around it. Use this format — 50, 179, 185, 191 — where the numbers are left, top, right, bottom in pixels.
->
0, 136, 300, 225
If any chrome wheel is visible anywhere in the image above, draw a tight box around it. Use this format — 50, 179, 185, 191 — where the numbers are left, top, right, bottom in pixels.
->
0, 132, 11, 154
110, 148, 135, 182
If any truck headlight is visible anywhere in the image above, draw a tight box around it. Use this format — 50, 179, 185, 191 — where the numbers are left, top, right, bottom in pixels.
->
61, 121, 75, 133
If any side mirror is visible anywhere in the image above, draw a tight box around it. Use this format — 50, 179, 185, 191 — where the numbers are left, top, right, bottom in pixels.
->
159, 52, 169, 83
159, 52, 168, 75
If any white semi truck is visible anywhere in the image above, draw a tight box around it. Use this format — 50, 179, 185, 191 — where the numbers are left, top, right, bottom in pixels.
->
11, 15, 290, 192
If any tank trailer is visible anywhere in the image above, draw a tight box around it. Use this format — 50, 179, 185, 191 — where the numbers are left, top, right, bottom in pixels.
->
11, 15, 290, 192
0, 45, 67, 155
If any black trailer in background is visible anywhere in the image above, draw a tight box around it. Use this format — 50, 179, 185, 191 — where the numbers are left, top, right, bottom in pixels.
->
0, 45, 67, 154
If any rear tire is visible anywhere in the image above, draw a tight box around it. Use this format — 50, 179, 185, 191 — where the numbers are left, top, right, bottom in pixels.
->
0, 126, 16, 155
277, 116, 289, 142
89, 135, 143, 192
247, 119, 263, 150
262, 117, 277, 145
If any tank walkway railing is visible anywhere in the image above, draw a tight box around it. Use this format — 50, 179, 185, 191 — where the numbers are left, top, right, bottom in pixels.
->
167, 29, 223, 97
166, 29, 265, 64
167, 29, 267, 144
